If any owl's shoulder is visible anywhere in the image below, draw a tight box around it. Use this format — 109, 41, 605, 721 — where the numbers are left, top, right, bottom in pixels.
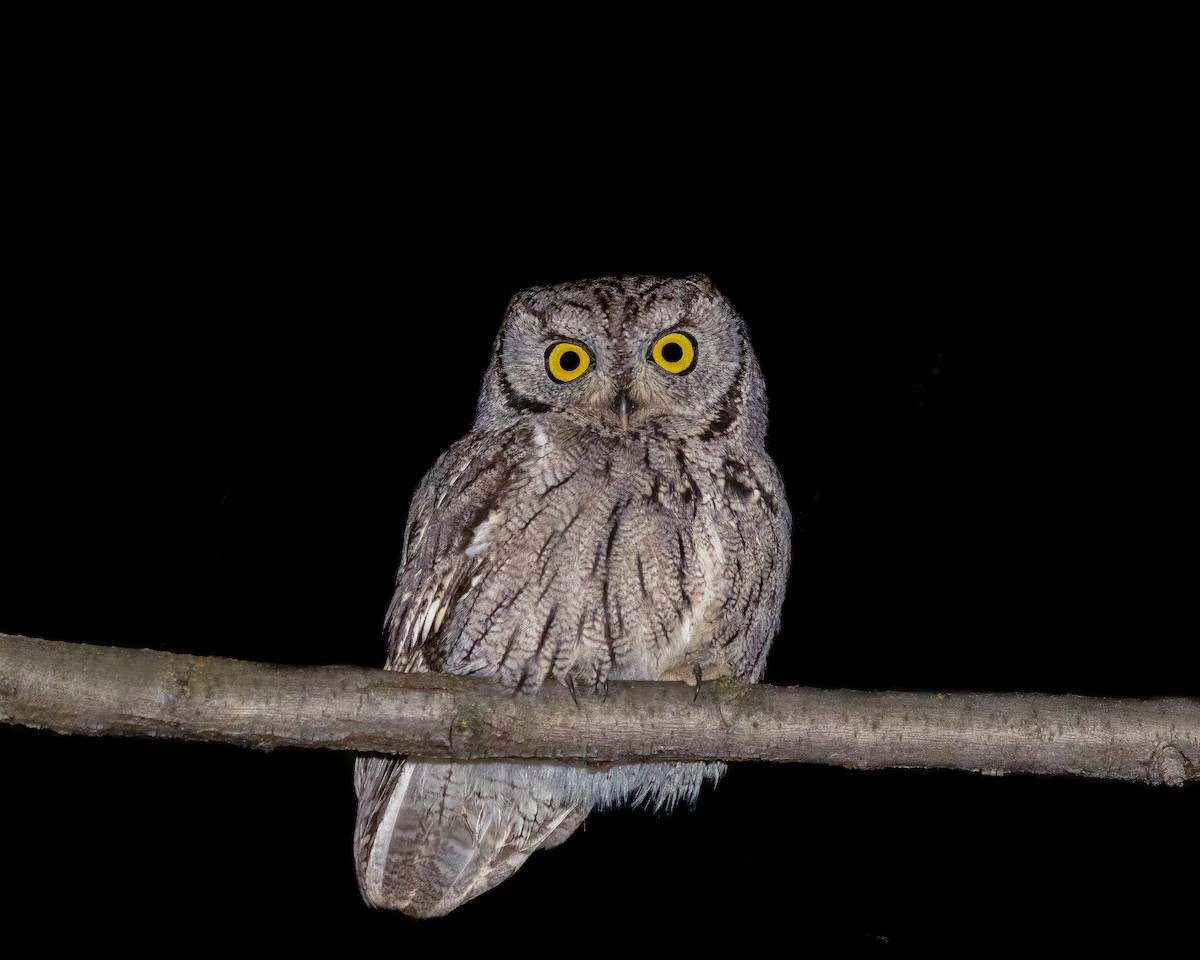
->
400, 425, 526, 555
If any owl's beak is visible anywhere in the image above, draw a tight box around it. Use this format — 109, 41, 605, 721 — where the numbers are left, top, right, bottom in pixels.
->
615, 391, 632, 433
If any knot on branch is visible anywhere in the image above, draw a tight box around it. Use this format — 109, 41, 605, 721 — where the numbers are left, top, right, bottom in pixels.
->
1150, 745, 1190, 787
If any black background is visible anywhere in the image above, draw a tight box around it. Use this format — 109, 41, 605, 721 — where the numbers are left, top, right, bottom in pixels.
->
2, 27, 1193, 950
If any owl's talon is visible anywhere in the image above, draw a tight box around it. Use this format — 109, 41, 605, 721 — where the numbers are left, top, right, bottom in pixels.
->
692, 664, 702, 701
565, 675, 580, 708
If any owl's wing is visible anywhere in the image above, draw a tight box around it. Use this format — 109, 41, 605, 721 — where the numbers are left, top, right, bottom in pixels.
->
356, 429, 594, 916
382, 431, 512, 675
722, 454, 792, 682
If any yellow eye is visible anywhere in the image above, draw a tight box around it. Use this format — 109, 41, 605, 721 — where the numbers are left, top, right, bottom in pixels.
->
651, 331, 697, 374
545, 341, 591, 383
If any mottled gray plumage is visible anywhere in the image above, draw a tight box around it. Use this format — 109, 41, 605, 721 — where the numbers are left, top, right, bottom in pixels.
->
354, 275, 790, 916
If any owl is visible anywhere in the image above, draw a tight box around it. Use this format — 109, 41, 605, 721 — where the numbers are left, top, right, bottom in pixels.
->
354, 275, 791, 916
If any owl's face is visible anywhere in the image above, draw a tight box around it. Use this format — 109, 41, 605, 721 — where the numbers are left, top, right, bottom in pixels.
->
476, 275, 767, 442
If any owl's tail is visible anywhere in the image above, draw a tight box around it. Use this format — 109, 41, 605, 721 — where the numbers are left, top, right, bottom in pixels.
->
354, 756, 592, 918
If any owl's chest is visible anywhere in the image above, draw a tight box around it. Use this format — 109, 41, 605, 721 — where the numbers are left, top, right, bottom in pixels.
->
510, 433, 727, 560
518, 430, 725, 511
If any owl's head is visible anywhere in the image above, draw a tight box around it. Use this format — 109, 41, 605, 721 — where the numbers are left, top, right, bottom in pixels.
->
475, 275, 769, 442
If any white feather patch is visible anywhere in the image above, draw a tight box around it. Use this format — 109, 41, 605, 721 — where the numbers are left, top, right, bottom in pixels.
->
418, 600, 441, 642
363, 762, 414, 906
465, 509, 506, 558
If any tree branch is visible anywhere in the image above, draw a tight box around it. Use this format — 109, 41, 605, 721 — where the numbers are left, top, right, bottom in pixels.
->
2, 632, 1196, 785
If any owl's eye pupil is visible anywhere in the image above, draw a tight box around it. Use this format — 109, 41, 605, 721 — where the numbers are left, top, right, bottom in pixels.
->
559, 350, 581, 372
660, 341, 684, 364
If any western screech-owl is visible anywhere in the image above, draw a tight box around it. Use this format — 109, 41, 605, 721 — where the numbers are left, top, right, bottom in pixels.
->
354, 275, 790, 916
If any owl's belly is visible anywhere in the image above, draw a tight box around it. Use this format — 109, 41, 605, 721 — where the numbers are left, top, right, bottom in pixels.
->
590, 493, 730, 683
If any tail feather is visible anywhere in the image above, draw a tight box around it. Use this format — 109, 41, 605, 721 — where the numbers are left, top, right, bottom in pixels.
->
354, 757, 592, 918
